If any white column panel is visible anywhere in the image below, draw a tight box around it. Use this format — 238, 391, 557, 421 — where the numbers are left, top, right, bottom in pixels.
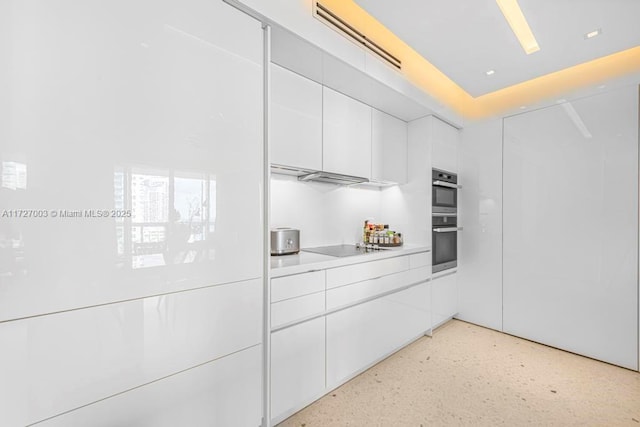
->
503, 87, 638, 370
457, 118, 503, 331
0, 0, 264, 322
0, 279, 262, 425
36, 345, 263, 427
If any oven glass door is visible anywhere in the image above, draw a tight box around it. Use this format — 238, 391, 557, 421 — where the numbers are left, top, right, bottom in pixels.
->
432, 185, 457, 213
433, 229, 457, 264
432, 225, 457, 272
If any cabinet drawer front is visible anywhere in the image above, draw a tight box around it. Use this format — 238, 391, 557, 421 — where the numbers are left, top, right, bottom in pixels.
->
271, 270, 325, 303
326, 256, 409, 289
271, 292, 325, 328
327, 266, 430, 310
409, 252, 431, 269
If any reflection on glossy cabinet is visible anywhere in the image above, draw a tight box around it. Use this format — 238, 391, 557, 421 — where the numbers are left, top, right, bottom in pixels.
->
432, 272, 458, 328
271, 318, 325, 423
322, 87, 372, 178
430, 116, 460, 173
372, 109, 408, 184
326, 282, 430, 388
270, 64, 323, 170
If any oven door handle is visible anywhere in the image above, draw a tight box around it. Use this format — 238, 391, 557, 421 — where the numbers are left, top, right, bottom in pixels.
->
433, 180, 462, 189
433, 227, 463, 233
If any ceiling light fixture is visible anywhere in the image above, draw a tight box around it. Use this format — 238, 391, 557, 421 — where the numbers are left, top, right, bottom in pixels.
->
585, 29, 602, 39
486, 69, 496, 76
496, 0, 540, 54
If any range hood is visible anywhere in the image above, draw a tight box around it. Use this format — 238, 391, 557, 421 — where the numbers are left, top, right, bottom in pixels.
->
270, 164, 369, 186
298, 171, 369, 185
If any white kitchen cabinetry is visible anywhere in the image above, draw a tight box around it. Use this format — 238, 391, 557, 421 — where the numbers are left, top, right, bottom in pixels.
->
322, 87, 372, 178
269, 250, 431, 424
432, 271, 458, 329
326, 281, 431, 388
270, 64, 323, 171
372, 109, 408, 184
0, 0, 264, 424
430, 116, 460, 173
271, 318, 325, 422
503, 88, 638, 370
270, 270, 326, 422
37, 345, 262, 427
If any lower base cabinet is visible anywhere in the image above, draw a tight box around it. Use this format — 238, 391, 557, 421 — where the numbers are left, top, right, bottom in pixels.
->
432, 272, 458, 328
326, 282, 431, 388
270, 318, 325, 422
39, 345, 263, 427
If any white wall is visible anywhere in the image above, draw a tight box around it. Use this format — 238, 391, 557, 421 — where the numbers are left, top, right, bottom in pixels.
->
457, 118, 503, 331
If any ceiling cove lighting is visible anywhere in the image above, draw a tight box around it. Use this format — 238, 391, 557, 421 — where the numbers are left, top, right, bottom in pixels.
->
320, 0, 640, 119
496, 0, 540, 54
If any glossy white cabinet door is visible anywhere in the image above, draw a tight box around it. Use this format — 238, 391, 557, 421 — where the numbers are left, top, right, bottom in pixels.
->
432, 272, 458, 328
457, 118, 503, 331
371, 109, 408, 184
0, 0, 264, 322
326, 282, 430, 388
37, 345, 262, 427
503, 87, 638, 370
270, 63, 323, 171
0, 278, 262, 426
430, 116, 460, 173
271, 318, 325, 423
322, 87, 372, 178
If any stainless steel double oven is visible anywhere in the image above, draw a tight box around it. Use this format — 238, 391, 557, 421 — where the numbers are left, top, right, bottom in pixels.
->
432, 169, 461, 273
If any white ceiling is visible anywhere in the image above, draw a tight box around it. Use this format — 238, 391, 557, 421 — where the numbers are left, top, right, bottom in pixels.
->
354, 0, 640, 97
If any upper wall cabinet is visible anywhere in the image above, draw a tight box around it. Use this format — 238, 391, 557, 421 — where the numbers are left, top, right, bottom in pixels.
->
372, 109, 408, 184
430, 116, 460, 173
270, 64, 323, 171
322, 87, 372, 178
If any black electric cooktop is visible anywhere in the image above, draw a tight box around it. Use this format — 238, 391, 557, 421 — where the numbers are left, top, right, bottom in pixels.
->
302, 244, 387, 258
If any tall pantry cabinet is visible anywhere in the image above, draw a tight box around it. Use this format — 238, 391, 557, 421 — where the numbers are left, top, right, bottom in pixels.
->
0, 0, 265, 425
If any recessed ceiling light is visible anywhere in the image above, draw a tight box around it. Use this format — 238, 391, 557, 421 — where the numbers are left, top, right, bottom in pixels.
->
585, 29, 602, 39
486, 69, 496, 76
496, 0, 540, 54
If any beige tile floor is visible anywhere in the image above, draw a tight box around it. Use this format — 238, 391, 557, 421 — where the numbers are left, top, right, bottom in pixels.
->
278, 319, 640, 426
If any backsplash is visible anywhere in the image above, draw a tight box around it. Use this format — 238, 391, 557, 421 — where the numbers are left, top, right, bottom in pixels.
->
270, 174, 428, 248
270, 174, 383, 247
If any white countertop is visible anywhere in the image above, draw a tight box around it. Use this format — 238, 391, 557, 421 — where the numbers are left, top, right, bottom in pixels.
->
270, 244, 430, 278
